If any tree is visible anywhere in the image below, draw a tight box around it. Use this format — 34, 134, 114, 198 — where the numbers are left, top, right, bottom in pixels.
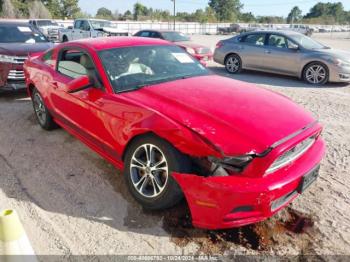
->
96, 7, 113, 19
133, 2, 148, 20
42, 0, 61, 18
29, 0, 51, 18
287, 6, 302, 24
61, 0, 80, 18
304, 2, 347, 24
1, 0, 16, 18
209, 0, 242, 22
240, 12, 255, 22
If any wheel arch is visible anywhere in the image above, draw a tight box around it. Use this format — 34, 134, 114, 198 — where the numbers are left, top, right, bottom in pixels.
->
224, 52, 241, 64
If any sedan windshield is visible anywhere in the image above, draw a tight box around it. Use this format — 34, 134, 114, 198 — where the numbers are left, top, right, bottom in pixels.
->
289, 34, 326, 49
162, 32, 190, 42
99, 45, 209, 92
0, 24, 48, 43
90, 20, 114, 29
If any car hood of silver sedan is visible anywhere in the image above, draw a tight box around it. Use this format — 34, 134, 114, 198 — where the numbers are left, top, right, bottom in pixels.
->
314, 48, 350, 61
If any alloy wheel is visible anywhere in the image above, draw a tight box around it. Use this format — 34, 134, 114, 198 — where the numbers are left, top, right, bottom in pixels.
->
33, 93, 47, 126
226, 55, 241, 73
305, 64, 327, 84
130, 144, 169, 198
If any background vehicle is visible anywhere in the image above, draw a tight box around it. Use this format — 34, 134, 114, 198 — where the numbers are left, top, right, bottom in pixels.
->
0, 21, 53, 91
59, 19, 129, 42
134, 30, 212, 65
217, 23, 242, 34
29, 19, 63, 42
214, 30, 350, 85
24, 37, 325, 229
289, 24, 313, 36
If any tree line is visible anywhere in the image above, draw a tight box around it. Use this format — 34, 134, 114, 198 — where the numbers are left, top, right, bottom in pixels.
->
0, 0, 349, 25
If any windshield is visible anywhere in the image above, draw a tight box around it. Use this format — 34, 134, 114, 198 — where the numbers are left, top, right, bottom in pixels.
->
0, 24, 48, 43
289, 34, 326, 49
37, 20, 58, 26
162, 32, 190, 42
90, 20, 114, 29
99, 45, 209, 92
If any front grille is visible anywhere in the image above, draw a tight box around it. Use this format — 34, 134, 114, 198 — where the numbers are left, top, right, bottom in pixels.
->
267, 136, 316, 174
197, 47, 211, 54
8, 70, 25, 80
12, 56, 27, 64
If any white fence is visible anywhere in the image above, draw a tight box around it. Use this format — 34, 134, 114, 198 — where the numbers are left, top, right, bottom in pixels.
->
1, 19, 350, 34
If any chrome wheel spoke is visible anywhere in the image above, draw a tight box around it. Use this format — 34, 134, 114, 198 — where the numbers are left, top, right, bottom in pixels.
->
130, 143, 169, 198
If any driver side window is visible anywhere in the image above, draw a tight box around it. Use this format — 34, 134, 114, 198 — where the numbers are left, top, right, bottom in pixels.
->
57, 48, 95, 79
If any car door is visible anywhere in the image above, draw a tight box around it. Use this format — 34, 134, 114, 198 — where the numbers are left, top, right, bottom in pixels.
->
237, 33, 267, 70
262, 33, 301, 76
49, 46, 117, 154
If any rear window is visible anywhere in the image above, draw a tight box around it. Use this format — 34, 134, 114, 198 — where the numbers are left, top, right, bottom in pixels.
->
0, 24, 48, 43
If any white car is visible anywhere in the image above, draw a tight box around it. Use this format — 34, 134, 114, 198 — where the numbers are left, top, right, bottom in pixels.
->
58, 19, 129, 42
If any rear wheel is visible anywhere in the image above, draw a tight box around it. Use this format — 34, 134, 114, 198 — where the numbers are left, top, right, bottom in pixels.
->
303, 62, 329, 85
225, 54, 242, 74
124, 135, 191, 210
32, 89, 57, 130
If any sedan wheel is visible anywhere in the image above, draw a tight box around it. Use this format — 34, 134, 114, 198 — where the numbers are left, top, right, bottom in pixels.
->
304, 63, 329, 85
124, 135, 191, 210
225, 54, 242, 74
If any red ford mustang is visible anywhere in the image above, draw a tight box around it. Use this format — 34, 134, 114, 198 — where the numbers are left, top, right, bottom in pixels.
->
24, 37, 325, 229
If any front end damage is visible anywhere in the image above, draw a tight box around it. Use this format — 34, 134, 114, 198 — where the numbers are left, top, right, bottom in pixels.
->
171, 122, 326, 229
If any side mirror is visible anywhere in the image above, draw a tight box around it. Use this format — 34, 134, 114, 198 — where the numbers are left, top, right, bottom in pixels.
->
66, 75, 92, 93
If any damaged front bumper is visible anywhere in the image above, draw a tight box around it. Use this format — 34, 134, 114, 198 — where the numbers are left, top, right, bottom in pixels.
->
172, 137, 325, 230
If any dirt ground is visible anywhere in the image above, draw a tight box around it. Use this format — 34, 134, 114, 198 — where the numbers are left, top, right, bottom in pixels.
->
0, 33, 349, 258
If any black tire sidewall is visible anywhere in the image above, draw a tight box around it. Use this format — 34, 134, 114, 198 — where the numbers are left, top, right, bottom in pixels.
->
225, 54, 242, 74
123, 135, 189, 210
32, 89, 56, 130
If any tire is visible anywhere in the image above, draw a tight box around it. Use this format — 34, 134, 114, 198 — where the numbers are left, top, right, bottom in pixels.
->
303, 62, 329, 85
225, 54, 242, 74
62, 35, 68, 42
124, 134, 191, 210
32, 89, 57, 130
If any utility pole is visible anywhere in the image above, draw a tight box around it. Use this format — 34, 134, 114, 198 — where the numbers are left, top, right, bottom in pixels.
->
171, 0, 176, 30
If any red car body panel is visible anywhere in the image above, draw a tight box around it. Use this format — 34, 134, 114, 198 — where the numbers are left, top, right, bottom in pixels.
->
24, 37, 326, 229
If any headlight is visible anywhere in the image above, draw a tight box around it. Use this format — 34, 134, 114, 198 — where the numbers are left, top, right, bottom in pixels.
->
208, 155, 253, 174
186, 47, 196, 55
0, 54, 16, 63
332, 58, 350, 67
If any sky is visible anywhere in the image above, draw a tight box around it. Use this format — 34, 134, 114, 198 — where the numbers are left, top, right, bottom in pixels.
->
79, 0, 350, 17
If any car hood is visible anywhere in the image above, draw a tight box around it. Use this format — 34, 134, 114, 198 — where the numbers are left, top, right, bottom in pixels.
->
122, 75, 315, 155
315, 48, 350, 61
0, 42, 53, 56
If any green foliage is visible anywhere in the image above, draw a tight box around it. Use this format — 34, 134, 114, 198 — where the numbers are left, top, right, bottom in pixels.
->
304, 2, 348, 24
287, 6, 302, 24
209, 0, 242, 22
96, 7, 113, 20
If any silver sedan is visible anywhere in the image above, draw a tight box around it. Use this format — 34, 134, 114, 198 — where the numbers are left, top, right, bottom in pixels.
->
214, 30, 350, 85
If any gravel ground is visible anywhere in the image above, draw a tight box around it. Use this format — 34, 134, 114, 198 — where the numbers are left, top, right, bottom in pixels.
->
0, 33, 349, 258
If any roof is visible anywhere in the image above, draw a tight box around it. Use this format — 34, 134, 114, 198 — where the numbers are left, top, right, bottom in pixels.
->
0, 20, 29, 26
69, 36, 172, 51
243, 29, 303, 36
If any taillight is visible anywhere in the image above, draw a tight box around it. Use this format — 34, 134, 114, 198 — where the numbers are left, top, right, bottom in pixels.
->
216, 41, 223, 48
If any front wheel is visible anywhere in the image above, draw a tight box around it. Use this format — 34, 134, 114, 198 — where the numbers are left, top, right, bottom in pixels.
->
124, 135, 191, 210
225, 54, 242, 74
303, 62, 329, 85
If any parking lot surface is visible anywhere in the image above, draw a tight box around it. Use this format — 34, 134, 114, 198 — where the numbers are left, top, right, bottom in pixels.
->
0, 33, 349, 256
